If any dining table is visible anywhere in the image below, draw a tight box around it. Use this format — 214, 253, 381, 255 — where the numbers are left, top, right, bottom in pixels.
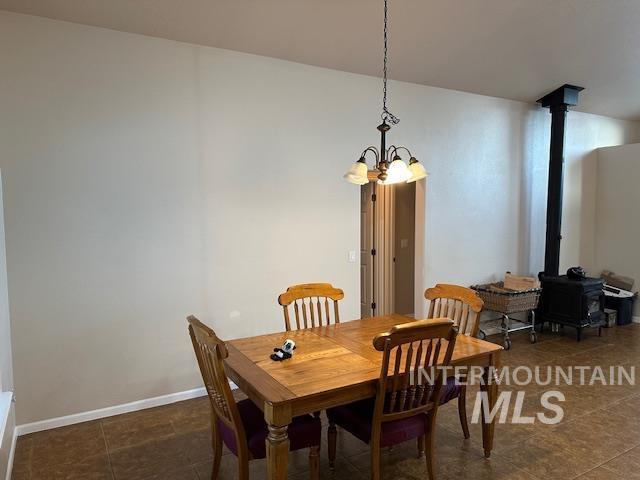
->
224, 314, 503, 480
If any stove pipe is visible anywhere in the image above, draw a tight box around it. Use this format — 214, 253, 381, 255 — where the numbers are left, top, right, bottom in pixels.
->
537, 84, 584, 276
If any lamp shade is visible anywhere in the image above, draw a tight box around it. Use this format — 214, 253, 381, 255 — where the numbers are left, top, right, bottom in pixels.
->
379, 158, 411, 185
407, 158, 428, 183
343, 160, 369, 185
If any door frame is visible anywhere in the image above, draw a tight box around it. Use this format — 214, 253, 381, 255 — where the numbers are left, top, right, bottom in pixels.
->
363, 178, 426, 318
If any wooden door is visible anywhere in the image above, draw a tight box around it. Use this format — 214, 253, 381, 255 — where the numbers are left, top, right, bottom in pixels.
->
360, 183, 374, 318
375, 183, 395, 316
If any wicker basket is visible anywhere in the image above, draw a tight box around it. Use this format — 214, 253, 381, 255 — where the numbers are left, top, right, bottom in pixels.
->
473, 282, 541, 315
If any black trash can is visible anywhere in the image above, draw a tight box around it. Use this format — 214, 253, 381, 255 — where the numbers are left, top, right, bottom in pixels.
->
604, 294, 637, 326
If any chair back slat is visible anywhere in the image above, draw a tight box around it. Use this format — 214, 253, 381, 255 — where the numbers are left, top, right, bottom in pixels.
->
324, 298, 330, 325
405, 339, 423, 408
278, 283, 344, 331
445, 299, 454, 319
371, 319, 458, 423
309, 298, 314, 327
187, 316, 247, 447
425, 284, 484, 337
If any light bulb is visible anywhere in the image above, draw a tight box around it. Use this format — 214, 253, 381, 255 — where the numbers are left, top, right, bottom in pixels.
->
378, 159, 411, 185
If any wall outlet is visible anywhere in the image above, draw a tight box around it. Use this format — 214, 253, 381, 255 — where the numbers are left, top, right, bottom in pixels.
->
348, 251, 357, 263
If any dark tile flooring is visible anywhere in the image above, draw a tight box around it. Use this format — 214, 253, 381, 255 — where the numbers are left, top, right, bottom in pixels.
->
11, 323, 640, 479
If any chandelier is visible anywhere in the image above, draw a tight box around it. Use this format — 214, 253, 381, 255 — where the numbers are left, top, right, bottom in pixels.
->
344, 0, 428, 186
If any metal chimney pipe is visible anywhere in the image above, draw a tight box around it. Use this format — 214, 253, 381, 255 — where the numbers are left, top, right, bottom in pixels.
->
537, 84, 584, 276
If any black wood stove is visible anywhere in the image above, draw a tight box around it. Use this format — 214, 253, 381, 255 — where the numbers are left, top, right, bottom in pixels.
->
538, 275, 604, 340
535, 85, 604, 341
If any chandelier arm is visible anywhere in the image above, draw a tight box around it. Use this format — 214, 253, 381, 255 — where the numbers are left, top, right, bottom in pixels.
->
360, 146, 380, 168
385, 145, 397, 162
361, 146, 380, 164
387, 145, 413, 160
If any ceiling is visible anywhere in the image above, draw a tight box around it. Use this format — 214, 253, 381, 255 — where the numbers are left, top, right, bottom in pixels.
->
2, 0, 640, 120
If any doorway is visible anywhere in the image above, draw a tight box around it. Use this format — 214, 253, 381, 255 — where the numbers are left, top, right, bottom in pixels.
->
361, 181, 419, 318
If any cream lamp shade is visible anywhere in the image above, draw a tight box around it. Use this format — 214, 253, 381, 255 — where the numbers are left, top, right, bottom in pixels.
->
407, 157, 428, 183
378, 158, 411, 185
343, 159, 369, 185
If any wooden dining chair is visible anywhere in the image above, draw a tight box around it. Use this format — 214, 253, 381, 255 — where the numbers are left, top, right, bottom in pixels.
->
278, 283, 344, 331
327, 319, 458, 480
424, 284, 484, 440
187, 315, 322, 480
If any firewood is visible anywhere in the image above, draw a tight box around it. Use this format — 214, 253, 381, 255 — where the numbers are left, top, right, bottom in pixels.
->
504, 273, 540, 291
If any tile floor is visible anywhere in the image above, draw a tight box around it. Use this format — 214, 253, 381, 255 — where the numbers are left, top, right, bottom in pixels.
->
11, 323, 640, 479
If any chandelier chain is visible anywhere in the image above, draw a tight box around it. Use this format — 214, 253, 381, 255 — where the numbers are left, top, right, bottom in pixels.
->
382, 0, 399, 125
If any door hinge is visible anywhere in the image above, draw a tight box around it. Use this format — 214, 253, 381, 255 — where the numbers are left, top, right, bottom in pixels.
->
371, 193, 377, 202
371, 302, 376, 310
371, 248, 376, 256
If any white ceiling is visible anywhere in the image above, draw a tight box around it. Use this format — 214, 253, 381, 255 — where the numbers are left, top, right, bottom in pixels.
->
2, 0, 640, 120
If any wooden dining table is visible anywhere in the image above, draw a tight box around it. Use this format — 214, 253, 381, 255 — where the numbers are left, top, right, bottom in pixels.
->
224, 314, 503, 480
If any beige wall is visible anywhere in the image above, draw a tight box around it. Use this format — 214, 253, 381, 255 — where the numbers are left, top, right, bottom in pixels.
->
592, 143, 640, 316
0, 12, 638, 425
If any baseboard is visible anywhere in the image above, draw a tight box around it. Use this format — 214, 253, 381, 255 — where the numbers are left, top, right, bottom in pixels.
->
4, 426, 16, 480
633, 316, 640, 324
15, 387, 208, 436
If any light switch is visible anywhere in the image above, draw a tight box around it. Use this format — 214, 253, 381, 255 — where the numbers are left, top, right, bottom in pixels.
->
348, 251, 357, 263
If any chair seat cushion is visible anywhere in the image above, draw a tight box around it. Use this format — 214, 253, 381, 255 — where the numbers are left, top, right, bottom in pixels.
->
218, 399, 321, 459
327, 377, 460, 447
439, 377, 462, 405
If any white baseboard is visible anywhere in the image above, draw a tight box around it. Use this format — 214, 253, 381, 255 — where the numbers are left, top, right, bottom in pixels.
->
16, 387, 208, 436
633, 316, 640, 324
4, 427, 16, 480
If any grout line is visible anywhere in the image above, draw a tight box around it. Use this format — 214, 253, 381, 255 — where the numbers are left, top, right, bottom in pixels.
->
99, 421, 116, 480
573, 443, 639, 479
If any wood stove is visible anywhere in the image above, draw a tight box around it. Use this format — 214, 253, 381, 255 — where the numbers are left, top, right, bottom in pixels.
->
535, 85, 605, 341
538, 275, 604, 340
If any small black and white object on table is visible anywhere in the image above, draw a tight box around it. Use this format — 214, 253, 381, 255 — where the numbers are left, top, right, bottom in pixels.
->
271, 339, 296, 361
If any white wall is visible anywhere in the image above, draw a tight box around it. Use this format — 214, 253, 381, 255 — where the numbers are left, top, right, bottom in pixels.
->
0, 11, 638, 425
561, 114, 639, 273
0, 173, 12, 397
592, 143, 640, 315
0, 172, 15, 480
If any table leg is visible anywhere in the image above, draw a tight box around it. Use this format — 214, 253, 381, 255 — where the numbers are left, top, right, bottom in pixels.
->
480, 353, 500, 458
265, 403, 291, 480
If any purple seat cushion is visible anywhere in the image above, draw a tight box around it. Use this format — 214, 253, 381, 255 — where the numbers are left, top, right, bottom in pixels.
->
439, 377, 462, 405
327, 377, 460, 447
218, 399, 321, 459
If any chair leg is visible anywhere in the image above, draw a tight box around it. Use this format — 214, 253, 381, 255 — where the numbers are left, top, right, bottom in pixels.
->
328, 421, 337, 470
370, 442, 381, 480
211, 416, 222, 480
309, 445, 320, 480
417, 435, 425, 457
425, 409, 440, 480
238, 455, 250, 480
458, 386, 470, 439
425, 430, 435, 480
